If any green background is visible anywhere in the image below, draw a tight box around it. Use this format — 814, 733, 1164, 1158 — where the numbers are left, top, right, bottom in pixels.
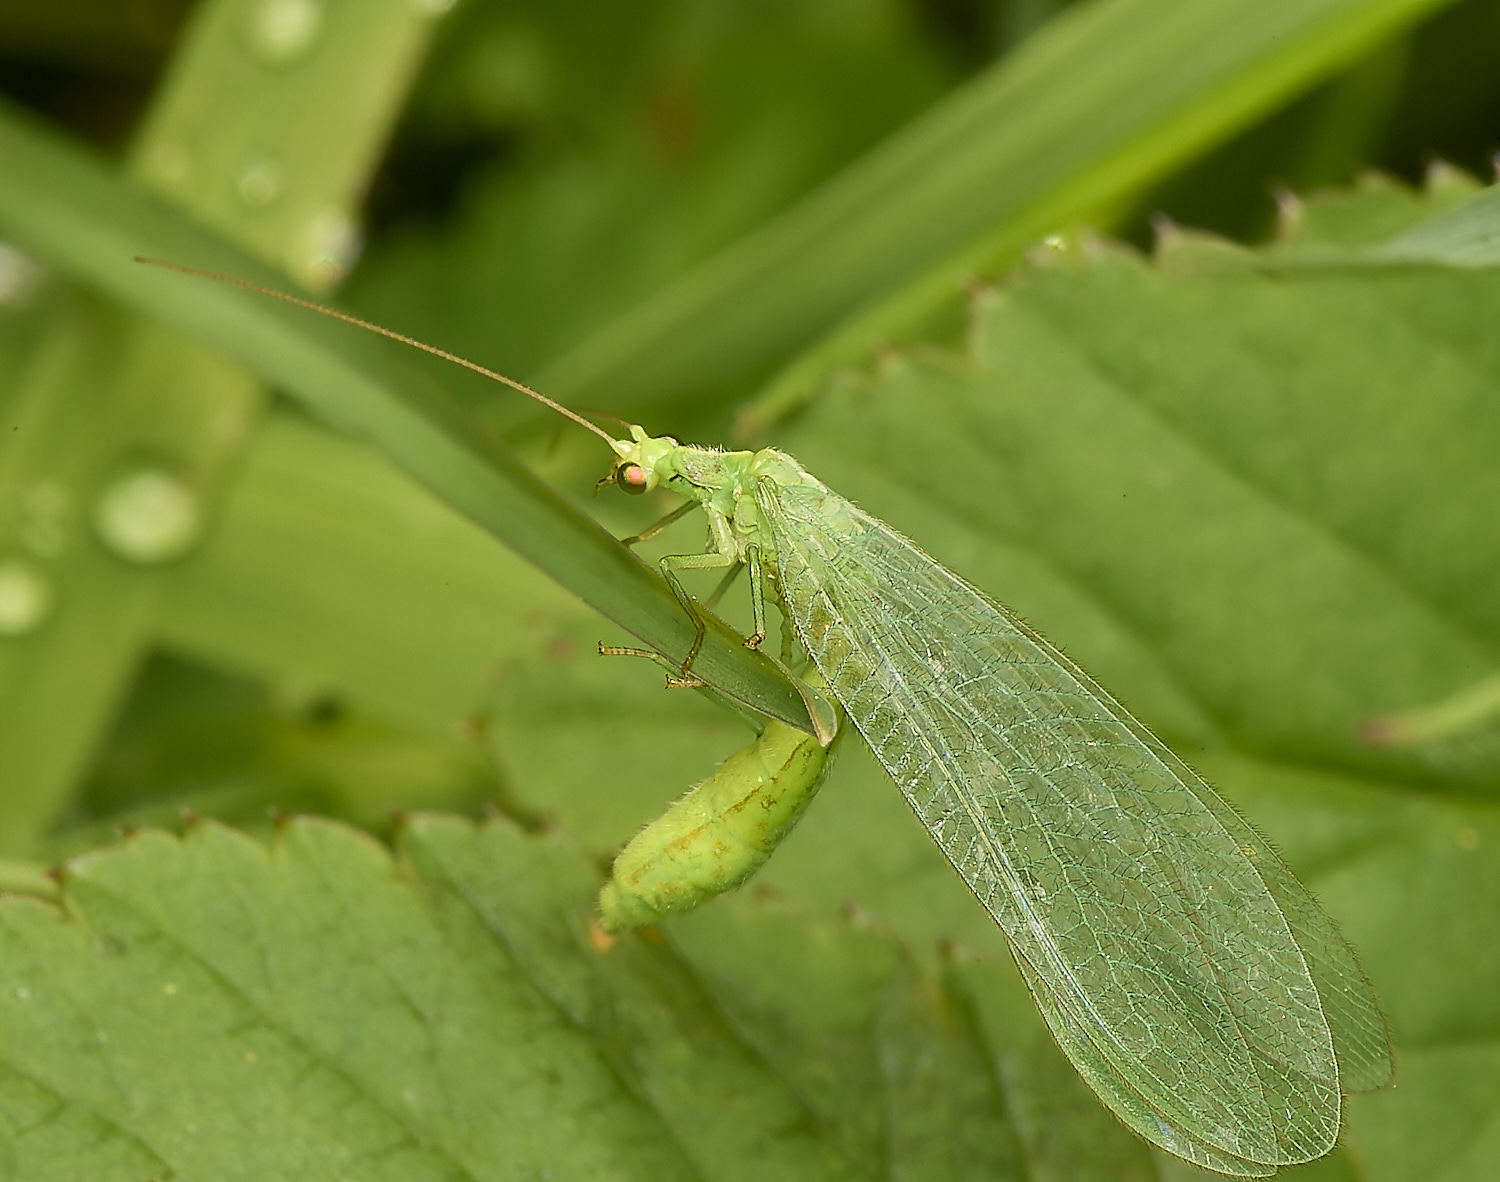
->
1, 0, 1498, 1177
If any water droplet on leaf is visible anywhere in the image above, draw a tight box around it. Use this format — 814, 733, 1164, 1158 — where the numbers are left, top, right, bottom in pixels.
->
246, 0, 324, 65
291, 206, 361, 289
0, 560, 52, 636
236, 153, 284, 207
0, 243, 42, 306
95, 468, 203, 564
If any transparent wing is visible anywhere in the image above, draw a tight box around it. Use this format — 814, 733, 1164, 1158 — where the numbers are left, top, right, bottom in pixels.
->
1008, 950, 1276, 1177
762, 479, 1372, 1168
1166, 751, 1393, 1096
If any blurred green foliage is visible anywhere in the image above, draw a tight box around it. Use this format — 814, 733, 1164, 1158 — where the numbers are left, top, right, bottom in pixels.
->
1, 0, 1500, 1177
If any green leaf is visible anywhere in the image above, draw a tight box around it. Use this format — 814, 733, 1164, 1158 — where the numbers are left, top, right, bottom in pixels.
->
6, 818, 696, 1178
54, 649, 501, 856
351, 0, 958, 385
948, 953, 1160, 1181
131, 0, 444, 288
530, 0, 1461, 422
0, 814, 1073, 1180
737, 176, 1500, 1175
1319, 177, 1500, 266
877, 957, 1028, 1180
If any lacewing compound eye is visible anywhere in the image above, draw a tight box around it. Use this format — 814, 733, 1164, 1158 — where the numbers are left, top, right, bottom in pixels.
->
617, 463, 651, 494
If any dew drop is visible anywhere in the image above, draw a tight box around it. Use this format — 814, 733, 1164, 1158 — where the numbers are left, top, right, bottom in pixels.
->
0, 243, 42, 306
291, 206, 362, 290
13, 987, 29, 1001
246, 0, 325, 65
94, 468, 203, 564
0, 560, 52, 636
415, 0, 457, 13
236, 152, 284, 208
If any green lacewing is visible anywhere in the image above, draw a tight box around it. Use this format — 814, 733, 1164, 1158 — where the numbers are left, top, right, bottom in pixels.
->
595, 424, 1391, 1177
143, 259, 1392, 1178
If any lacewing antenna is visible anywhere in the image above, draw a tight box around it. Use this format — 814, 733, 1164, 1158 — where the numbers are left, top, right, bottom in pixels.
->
133, 256, 618, 445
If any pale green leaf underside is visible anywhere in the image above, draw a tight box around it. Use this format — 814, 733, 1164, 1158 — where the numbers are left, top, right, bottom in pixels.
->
1354, 182, 1500, 267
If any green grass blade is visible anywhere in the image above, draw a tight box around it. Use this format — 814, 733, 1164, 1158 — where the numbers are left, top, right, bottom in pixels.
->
0, 0, 449, 852
533, 0, 1457, 423
0, 104, 811, 734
